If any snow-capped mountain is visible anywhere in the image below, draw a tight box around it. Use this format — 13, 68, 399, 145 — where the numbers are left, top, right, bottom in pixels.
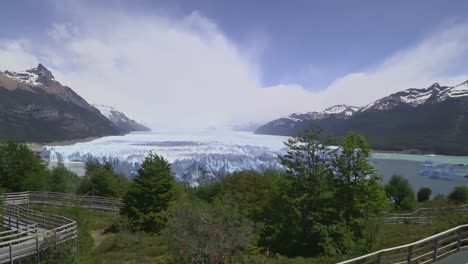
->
0, 64, 123, 142
255, 80, 468, 155
93, 104, 150, 133
362, 81, 468, 111
256, 104, 360, 134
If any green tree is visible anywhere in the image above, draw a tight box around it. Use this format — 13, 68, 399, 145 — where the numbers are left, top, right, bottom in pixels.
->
120, 152, 180, 233
278, 126, 335, 256
48, 163, 81, 194
324, 132, 389, 256
332, 132, 388, 223
78, 161, 129, 198
385, 175, 416, 211
447, 186, 468, 205
0, 140, 48, 192
417, 187, 432, 203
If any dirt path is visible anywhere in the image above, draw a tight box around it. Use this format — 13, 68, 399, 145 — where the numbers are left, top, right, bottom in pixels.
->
91, 229, 108, 248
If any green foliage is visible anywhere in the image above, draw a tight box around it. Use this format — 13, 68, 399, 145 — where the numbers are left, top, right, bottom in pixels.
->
385, 175, 416, 211
163, 194, 256, 264
322, 132, 389, 257
78, 161, 129, 198
277, 126, 335, 256
191, 180, 223, 202
417, 187, 432, 203
39, 233, 78, 264
447, 186, 468, 205
331, 132, 389, 223
274, 128, 389, 257
48, 163, 82, 194
120, 152, 180, 233
0, 140, 49, 192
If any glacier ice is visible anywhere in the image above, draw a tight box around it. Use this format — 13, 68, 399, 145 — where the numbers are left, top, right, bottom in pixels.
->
42, 130, 289, 186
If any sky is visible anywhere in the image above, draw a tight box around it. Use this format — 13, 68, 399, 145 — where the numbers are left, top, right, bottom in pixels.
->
1, 0, 468, 129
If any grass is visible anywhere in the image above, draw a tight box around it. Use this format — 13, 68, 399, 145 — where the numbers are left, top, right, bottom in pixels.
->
25, 204, 468, 264
29, 205, 171, 264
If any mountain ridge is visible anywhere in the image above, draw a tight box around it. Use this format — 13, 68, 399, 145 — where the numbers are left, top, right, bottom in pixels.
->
255, 80, 468, 155
0, 64, 148, 142
93, 104, 151, 133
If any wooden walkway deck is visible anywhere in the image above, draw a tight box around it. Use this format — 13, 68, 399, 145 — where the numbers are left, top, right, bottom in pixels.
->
0, 192, 123, 263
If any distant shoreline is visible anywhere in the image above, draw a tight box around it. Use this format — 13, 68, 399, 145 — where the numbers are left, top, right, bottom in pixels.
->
26, 136, 101, 152
372, 149, 435, 155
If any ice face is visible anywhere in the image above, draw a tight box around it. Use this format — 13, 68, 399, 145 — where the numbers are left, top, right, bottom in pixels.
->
42, 130, 290, 186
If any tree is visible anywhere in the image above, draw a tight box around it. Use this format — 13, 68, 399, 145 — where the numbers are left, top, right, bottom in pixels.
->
332, 132, 388, 223
48, 163, 81, 194
324, 132, 389, 256
0, 140, 48, 192
78, 161, 129, 198
448, 186, 468, 205
120, 152, 180, 233
385, 175, 416, 211
417, 187, 432, 203
278, 126, 335, 256
163, 194, 255, 263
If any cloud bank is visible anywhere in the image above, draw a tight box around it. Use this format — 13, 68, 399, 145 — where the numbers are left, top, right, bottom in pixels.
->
1, 4, 468, 129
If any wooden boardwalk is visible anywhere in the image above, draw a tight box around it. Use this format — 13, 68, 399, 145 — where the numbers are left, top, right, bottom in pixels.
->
0, 192, 123, 263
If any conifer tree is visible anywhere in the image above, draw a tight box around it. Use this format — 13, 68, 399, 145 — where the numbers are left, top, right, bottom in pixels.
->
121, 152, 180, 233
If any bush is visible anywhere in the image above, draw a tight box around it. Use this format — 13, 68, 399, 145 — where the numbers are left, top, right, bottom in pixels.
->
385, 175, 416, 211
417, 187, 432, 203
78, 162, 129, 198
163, 194, 256, 263
448, 186, 468, 205
48, 163, 81, 194
0, 140, 48, 191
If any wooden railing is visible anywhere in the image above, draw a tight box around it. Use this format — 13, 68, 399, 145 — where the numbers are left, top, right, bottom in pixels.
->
0, 191, 123, 263
2, 191, 123, 212
338, 224, 468, 264
383, 204, 468, 224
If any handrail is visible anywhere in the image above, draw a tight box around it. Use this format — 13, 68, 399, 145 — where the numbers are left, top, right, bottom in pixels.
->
0, 191, 123, 263
383, 204, 468, 224
338, 224, 468, 264
2, 191, 123, 212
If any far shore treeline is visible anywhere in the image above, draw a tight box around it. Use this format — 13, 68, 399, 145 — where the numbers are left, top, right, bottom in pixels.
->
0, 126, 467, 263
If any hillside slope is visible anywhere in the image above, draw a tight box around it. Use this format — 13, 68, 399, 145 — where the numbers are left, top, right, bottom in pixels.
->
0, 64, 120, 142
256, 81, 468, 155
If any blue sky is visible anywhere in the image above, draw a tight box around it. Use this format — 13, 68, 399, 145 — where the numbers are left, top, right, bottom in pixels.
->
3, 0, 468, 89
1, 0, 468, 127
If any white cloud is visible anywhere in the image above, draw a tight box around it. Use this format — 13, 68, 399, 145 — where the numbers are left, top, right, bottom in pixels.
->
48, 23, 75, 41
1, 6, 468, 129
0, 40, 38, 71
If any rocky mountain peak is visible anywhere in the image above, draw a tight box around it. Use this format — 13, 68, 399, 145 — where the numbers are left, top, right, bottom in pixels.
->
3, 63, 56, 86
32, 63, 55, 80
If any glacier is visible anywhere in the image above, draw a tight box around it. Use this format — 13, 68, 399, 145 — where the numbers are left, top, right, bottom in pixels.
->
42, 130, 289, 186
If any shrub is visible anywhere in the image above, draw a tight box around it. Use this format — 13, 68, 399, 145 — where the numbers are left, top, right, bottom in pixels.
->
417, 187, 432, 203
163, 194, 256, 263
447, 186, 468, 205
385, 175, 416, 211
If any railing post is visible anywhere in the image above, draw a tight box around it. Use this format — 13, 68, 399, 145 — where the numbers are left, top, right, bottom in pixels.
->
407, 245, 412, 264
36, 236, 40, 264
9, 242, 13, 264
433, 238, 439, 262
76, 227, 80, 259
457, 229, 462, 251
376, 252, 382, 264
